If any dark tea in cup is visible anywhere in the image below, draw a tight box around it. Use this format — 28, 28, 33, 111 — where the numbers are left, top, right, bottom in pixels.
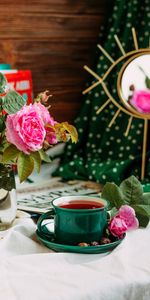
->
59, 200, 104, 210
37, 196, 108, 245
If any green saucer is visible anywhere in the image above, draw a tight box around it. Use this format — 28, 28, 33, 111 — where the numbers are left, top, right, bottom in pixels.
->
36, 221, 125, 254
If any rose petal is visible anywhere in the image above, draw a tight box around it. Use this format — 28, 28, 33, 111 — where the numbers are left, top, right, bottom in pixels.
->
109, 215, 127, 238
119, 205, 136, 218
118, 205, 139, 230
130, 90, 150, 113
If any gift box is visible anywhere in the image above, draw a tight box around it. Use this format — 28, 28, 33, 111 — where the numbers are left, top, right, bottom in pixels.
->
0, 66, 33, 104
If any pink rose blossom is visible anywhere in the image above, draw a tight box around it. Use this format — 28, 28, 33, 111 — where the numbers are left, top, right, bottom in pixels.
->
109, 215, 127, 238
33, 102, 58, 144
6, 104, 47, 154
109, 205, 139, 238
130, 90, 150, 113
33, 102, 52, 124
118, 205, 139, 231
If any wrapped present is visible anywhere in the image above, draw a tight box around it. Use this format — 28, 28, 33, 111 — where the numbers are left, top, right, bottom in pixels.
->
0, 65, 33, 104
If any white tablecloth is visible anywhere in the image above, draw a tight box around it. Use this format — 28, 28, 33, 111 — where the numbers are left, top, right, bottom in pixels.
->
0, 213, 150, 300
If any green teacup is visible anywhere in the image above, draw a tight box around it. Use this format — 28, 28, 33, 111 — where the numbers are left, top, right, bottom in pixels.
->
37, 196, 108, 245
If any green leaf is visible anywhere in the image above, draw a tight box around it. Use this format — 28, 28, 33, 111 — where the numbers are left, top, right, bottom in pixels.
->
138, 66, 150, 90
132, 204, 150, 227
17, 153, 34, 182
101, 175, 150, 228
120, 176, 143, 205
2, 145, 20, 163
0, 73, 7, 94
145, 76, 150, 89
61, 122, 78, 143
2, 90, 26, 114
30, 151, 41, 173
109, 207, 118, 218
0, 115, 6, 131
39, 149, 51, 162
101, 182, 125, 209
134, 204, 150, 217
142, 193, 150, 205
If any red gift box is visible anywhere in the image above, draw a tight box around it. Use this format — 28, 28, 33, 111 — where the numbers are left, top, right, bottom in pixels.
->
1, 69, 33, 104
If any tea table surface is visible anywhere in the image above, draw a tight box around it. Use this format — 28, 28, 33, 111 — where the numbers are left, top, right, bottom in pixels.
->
0, 211, 149, 300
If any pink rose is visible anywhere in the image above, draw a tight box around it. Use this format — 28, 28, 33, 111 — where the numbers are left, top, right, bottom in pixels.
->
109, 216, 127, 238
33, 102, 51, 124
6, 104, 46, 154
130, 90, 150, 113
118, 205, 139, 231
109, 205, 139, 238
33, 102, 58, 144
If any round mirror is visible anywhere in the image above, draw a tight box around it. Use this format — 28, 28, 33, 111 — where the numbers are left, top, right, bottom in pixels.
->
118, 52, 150, 118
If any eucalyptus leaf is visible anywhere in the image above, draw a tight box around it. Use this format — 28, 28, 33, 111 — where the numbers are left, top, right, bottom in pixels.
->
120, 175, 143, 204
39, 149, 51, 163
101, 182, 125, 209
0, 73, 7, 94
132, 204, 150, 227
30, 151, 41, 173
2, 90, 26, 114
17, 153, 34, 183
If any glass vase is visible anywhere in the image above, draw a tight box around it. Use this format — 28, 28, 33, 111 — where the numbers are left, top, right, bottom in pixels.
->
0, 164, 17, 230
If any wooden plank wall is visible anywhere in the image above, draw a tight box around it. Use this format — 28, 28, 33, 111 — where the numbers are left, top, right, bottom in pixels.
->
0, 0, 110, 122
